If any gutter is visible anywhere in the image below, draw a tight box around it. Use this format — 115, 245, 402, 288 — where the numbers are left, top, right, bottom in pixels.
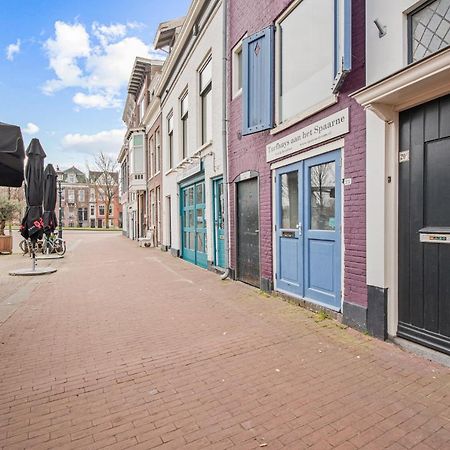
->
221, 0, 230, 280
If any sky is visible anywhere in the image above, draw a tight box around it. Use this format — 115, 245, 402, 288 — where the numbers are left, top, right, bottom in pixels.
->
0, 0, 191, 171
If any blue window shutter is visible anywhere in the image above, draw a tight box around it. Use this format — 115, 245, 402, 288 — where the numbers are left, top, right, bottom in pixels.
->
242, 26, 274, 135
333, 0, 352, 93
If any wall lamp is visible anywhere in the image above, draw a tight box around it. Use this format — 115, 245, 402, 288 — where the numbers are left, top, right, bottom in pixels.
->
374, 19, 387, 38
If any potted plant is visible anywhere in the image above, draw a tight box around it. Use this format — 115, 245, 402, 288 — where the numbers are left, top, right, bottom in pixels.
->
0, 198, 19, 254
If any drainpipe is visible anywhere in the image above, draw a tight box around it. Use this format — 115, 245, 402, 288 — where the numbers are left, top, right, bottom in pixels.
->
221, 0, 230, 280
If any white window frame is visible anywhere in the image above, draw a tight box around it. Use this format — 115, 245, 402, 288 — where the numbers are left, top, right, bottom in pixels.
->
180, 89, 189, 159
167, 111, 174, 169
232, 38, 245, 98
155, 128, 161, 174
273, 0, 343, 133
199, 55, 213, 146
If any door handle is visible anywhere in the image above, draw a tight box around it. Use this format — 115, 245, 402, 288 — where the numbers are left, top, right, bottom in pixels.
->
297, 223, 303, 235
255, 229, 259, 233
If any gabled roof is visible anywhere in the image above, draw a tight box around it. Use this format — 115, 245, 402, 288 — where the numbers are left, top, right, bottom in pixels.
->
63, 166, 87, 183
89, 170, 119, 184
153, 17, 185, 50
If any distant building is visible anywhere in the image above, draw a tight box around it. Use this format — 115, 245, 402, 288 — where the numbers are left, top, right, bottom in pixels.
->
88, 171, 121, 229
56, 166, 121, 229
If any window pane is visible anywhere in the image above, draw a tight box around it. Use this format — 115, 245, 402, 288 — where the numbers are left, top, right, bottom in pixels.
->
200, 59, 212, 92
202, 87, 212, 144
134, 134, 143, 146
280, 172, 298, 229
187, 232, 194, 250
196, 208, 204, 228
182, 114, 188, 158
196, 183, 204, 204
280, 0, 334, 122
410, 0, 450, 62
197, 232, 205, 253
310, 162, 336, 230
181, 93, 189, 116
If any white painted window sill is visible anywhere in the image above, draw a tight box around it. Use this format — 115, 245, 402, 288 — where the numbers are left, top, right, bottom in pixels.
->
271, 95, 338, 135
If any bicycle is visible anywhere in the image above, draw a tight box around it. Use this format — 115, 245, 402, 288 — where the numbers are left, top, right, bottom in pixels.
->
42, 233, 66, 256
19, 238, 42, 255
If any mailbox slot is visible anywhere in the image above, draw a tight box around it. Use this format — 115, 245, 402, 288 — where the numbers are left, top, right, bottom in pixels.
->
419, 227, 450, 244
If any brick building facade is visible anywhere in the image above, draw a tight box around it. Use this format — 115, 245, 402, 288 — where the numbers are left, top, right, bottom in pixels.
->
227, 0, 368, 328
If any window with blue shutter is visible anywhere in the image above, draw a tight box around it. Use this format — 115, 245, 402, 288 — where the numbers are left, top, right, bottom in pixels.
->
242, 26, 274, 135
333, 0, 352, 93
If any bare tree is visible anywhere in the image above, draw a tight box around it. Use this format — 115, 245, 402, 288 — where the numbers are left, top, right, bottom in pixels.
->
91, 152, 118, 229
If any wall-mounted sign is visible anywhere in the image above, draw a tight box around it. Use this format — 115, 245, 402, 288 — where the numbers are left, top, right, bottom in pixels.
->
177, 160, 202, 182
266, 108, 349, 163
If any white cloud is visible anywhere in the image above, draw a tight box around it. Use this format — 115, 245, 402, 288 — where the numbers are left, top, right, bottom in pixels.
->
43, 21, 90, 94
73, 92, 120, 109
42, 20, 165, 109
6, 39, 21, 61
61, 128, 124, 156
23, 122, 40, 135
92, 22, 127, 47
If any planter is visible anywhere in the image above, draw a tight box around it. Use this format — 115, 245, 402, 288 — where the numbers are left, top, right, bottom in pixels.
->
0, 235, 13, 254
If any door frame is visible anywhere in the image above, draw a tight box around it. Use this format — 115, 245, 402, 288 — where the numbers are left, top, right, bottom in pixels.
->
274, 149, 342, 310
234, 171, 261, 287
271, 139, 345, 310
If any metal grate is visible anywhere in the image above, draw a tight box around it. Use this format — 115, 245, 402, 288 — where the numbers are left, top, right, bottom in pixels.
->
410, 0, 450, 62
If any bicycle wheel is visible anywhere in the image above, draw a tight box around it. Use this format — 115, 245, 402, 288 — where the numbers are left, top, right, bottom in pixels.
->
19, 239, 28, 254
54, 238, 66, 256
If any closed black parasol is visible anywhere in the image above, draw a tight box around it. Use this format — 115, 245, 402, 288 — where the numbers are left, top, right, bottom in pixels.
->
43, 164, 58, 235
20, 138, 46, 242
0, 122, 25, 187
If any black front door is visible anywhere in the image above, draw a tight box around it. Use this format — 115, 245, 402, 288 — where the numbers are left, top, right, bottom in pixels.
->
237, 177, 260, 287
399, 94, 450, 355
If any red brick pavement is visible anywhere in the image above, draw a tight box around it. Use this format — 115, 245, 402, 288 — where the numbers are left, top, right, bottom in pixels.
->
0, 232, 449, 449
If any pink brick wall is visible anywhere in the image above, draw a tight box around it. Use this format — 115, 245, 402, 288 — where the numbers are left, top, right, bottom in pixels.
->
227, 0, 367, 307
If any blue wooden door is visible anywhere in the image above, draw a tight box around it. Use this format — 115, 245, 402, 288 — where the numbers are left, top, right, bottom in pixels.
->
181, 181, 207, 269
304, 151, 341, 310
276, 163, 303, 296
275, 151, 341, 310
213, 178, 225, 268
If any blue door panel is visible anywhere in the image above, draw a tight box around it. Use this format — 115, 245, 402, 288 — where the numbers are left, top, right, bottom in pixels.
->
280, 238, 299, 284
307, 240, 335, 293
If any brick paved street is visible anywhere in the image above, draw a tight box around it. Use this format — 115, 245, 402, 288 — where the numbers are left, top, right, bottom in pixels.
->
0, 231, 449, 449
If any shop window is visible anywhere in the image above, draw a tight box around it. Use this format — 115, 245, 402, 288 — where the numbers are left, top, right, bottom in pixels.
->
408, 0, 450, 63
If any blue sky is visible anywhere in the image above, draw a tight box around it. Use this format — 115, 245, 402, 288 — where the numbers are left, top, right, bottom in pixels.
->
0, 0, 190, 170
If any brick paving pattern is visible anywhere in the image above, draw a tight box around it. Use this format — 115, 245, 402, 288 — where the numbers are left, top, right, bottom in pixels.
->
0, 231, 449, 449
